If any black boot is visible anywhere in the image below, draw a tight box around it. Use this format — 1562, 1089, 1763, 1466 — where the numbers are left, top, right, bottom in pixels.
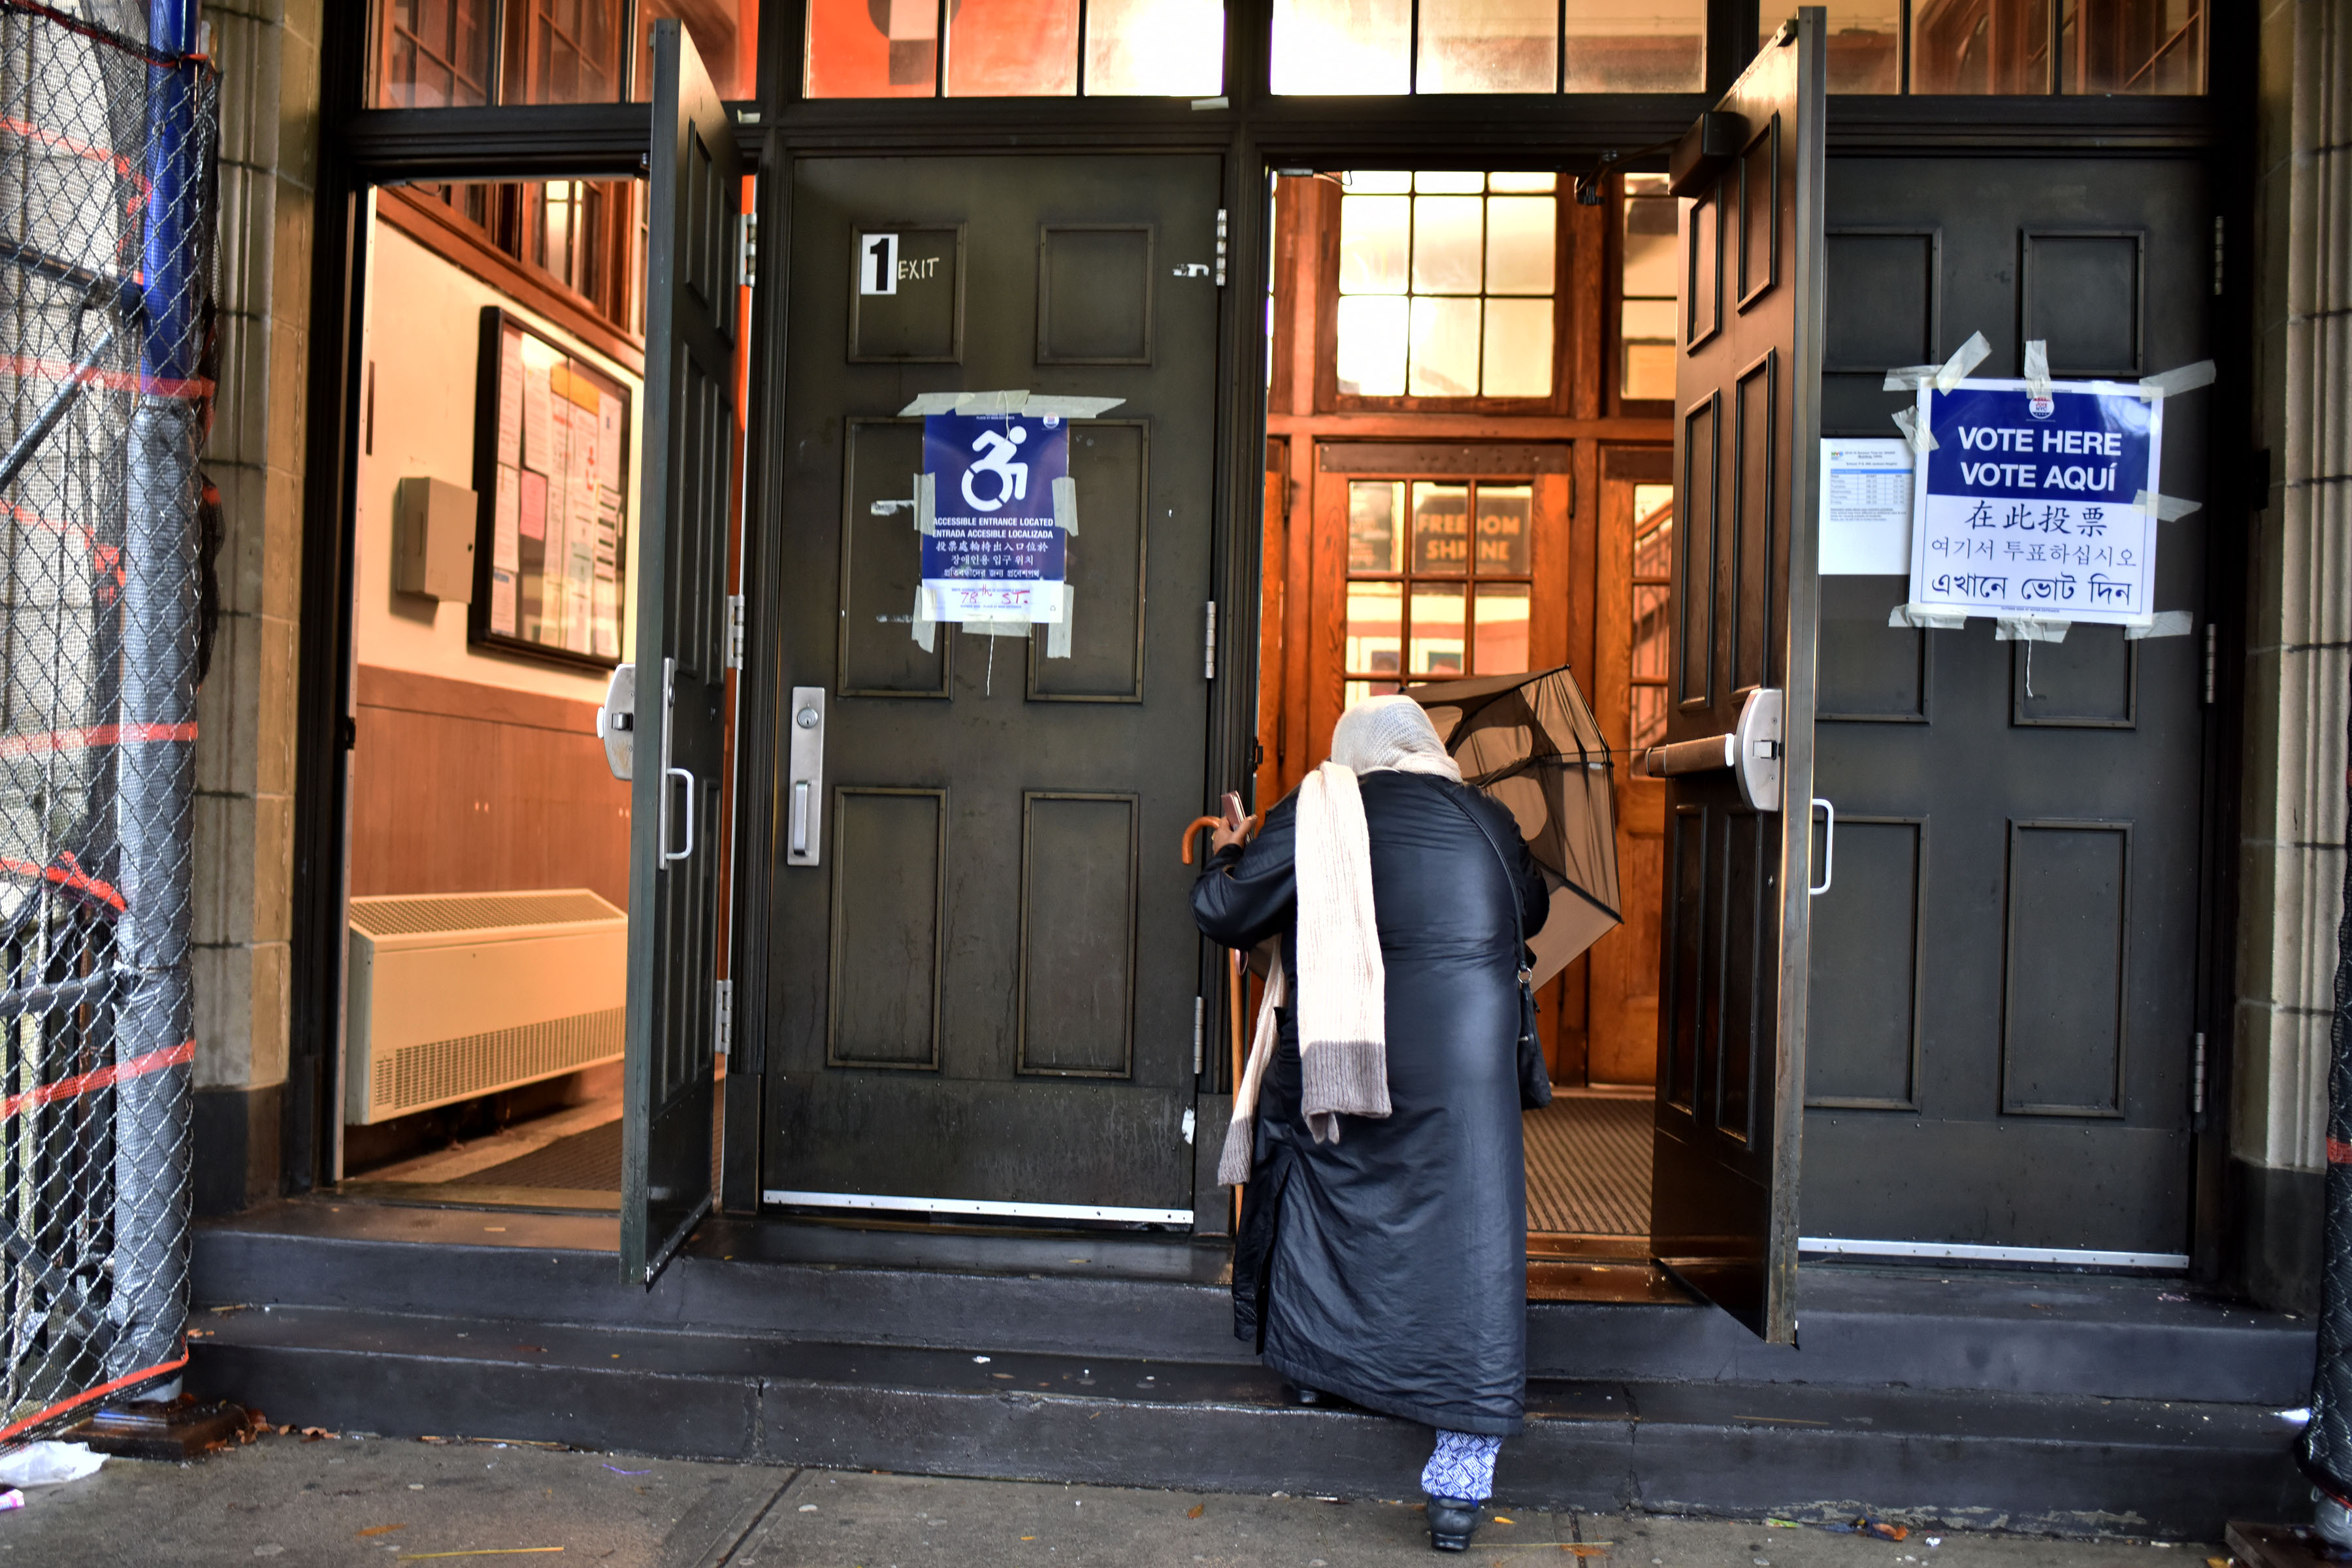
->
1426, 1495, 1478, 1552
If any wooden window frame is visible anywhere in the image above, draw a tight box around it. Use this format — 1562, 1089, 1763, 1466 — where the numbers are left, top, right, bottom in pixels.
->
1315, 182, 1575, 417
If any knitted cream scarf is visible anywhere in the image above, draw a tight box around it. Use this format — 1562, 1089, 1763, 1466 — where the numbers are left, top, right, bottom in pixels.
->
1218, 698, 1462, 1185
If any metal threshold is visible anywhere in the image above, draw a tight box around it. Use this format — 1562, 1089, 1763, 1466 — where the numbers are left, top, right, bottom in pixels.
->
1801, 1236, 2191, 1270
763, 1190, 1195, 1226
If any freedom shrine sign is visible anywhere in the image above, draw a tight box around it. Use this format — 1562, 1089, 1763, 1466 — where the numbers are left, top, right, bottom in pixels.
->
1907, 377, 2164, 625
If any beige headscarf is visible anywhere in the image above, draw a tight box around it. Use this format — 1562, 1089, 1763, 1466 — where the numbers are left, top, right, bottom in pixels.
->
1218, 698, 1462, 1184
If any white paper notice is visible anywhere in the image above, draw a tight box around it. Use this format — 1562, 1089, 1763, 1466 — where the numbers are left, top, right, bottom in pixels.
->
493, 464, 521, 572
498, 329, 524, 468
596, 392, 623, 491
522, 363, 553, 474
490, 568, 517, 636
1820, 437, 1916, 575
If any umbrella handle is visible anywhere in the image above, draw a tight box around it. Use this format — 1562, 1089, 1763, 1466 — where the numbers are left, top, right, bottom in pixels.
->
1179, 813, 1258, 865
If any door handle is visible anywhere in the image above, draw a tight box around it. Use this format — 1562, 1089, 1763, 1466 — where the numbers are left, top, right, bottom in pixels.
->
1641, 689, 1784, 813
662, 766, 695, 863
1809, 798, 1835, 896
787, 685, 826, 867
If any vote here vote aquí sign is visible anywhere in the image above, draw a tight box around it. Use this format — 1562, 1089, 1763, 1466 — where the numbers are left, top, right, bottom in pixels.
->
920, 412, 1068, 623
1909, 377, 2163, 625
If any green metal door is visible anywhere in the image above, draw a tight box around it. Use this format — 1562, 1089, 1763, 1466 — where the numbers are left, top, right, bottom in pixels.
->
763, 154, 1224, 1224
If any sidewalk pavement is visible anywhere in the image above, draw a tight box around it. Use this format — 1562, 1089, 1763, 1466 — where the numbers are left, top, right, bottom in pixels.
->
0, 1431, 2243, 1567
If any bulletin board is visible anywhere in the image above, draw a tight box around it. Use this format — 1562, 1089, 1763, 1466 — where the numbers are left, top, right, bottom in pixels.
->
468, 307, 630, 669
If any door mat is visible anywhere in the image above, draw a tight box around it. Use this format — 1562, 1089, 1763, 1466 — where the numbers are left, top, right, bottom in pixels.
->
1523, 1096, 1650, 1237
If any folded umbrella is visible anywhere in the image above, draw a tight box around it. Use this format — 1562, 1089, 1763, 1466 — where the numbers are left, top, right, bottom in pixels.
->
1407, 667, 1622, 988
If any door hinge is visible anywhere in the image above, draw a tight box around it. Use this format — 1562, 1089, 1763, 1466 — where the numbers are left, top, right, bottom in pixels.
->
2212, 213, 2224, 297
2203, 622, 2215, 705
738, 211, 759, 290
715, 978, 734, 1058
2192, 1030, 2207, 1117
1193, 996, 1205, 1076
1215, 208, 1228, 287
1203, 600, 1218, 679
725, 594, 746, 670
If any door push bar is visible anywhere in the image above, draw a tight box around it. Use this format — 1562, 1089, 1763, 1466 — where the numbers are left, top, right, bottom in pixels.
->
1641, 687, 1783, 812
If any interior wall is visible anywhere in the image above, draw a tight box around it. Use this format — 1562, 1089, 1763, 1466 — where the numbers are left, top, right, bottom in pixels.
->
349, 211, 642, 906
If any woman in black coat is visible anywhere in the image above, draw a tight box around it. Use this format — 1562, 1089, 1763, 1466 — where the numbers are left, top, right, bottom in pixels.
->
1191, 696, 1548, 1553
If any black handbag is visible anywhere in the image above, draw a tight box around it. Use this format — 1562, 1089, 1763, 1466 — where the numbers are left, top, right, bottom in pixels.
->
1450, 793, 1552, 1110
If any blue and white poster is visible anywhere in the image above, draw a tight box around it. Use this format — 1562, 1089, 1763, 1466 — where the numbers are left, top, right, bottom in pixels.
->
920, 412, 1069, 624
1908, 378, 2164, 624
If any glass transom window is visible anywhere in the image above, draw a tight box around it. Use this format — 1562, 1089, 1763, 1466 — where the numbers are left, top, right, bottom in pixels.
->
1345, 478, 1535, 706
1335, 171, 1556, 402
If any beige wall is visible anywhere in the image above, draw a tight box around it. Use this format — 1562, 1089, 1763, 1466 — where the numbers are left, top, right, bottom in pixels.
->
355, 218, 644, 702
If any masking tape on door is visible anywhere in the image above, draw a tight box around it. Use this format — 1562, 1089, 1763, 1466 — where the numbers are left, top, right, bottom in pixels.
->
2123, 609, 2196, 640
1047, 584, 1076, 659
1890, 407, 1936, 453
1887, 603, 1968, 630
1993, 615, 2071, 642
2132, 489, 2202, 521
2139, 359, 2216, 399
1051, 476, 1077, 535
2022, 339, 2052, 400
911, 586, 936, 652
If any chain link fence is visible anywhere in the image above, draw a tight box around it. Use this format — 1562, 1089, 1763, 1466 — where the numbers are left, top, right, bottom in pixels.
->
0, 0, 216, 1445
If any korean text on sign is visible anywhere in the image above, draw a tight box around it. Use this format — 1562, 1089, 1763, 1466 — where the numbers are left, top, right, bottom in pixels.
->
920, 412, 1069, 623
1908, 378, 2163, 624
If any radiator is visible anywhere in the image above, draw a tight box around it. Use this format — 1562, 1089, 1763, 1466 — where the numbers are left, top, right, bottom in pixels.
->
346, 888, 627, 1125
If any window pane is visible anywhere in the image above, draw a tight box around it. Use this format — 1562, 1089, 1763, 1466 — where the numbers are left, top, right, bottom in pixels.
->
1474, 583, 1532, 675
1622, 180, 1679, 299
1346, 169, 1415, 194
1339, 195, 1411, 293
1414, 171, 1487, 195
1482, 297, 1553, 397
1412, 196, 1485, 293
1085, 0, 1226, 93
1416, 0, 1558, 92
1347, 581, 1405, 676
1489, 172, 1557, 193
1413, 483, 1472, 575
1272, 0, 1411, 94
1621, 297, 1676, 341
1621, 340, 1675, 401
1630, 683, 1668, 751
2061, 0, 2202, 94
1824, 0, 1901, 91
1349, 481, 1406, 572
1485, 196, 1555, 293
1347, 678, 1404, 705
1337, 296, 1409, 395
1475, 485, 1532, 574
1629, 583, 1671, 679
1912, 0, 2053, 94
1562, 0, 1705, 93
1408, 296, 1482, 396
377, 0, 493, 105
635, 0, 760, 99
946, 0, 1079, 93
1631, 493, 1675, 577
1411, 585, 1469, 676
808, 0, 938, 95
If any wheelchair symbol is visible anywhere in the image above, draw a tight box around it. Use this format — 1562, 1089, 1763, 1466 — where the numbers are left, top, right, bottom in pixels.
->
961, 426, 1030, 512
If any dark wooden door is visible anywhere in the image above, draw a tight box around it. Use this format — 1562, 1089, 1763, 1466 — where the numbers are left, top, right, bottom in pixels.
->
621, 21, 738, 1286
764, 154, 1222, 1222
1649, 10, 1826, 1342
1801, 157, 2212, 1265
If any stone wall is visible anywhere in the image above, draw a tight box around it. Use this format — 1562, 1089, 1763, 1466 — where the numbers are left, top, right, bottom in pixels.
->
191, 0, 321, 1213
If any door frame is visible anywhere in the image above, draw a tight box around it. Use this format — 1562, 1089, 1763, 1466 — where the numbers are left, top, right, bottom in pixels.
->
289, 0, 2248, 1281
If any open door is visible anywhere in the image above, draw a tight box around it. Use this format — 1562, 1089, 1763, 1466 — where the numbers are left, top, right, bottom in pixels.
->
1646, 10, 1825, 1341
621, 20, 739, 1286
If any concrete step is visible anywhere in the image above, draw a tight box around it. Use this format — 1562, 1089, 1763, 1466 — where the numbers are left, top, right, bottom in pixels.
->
196, 1200, 2318, 1403
184, 1299, 2309, 1541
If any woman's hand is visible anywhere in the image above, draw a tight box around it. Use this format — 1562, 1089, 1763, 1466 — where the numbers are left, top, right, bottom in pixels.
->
1211, 820, 1248, 855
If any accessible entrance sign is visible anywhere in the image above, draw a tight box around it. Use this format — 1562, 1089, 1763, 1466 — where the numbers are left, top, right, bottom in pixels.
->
920, 412, 1068, 625
1907, 378, 2162, 625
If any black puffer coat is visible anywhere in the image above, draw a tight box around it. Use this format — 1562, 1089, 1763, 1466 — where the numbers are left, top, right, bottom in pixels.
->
1192, 769, 1548, 1435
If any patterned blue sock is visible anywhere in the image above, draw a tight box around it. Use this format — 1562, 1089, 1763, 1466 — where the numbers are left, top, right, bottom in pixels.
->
1419, 1429, 1501, 1503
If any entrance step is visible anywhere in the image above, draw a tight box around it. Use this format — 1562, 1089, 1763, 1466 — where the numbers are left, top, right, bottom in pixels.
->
197, 1201, 2317, 1404
185, 1299, 2306, 1540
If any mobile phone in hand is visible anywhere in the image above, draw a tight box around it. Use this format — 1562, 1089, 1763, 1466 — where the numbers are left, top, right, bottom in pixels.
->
1220, 791, 1247, 832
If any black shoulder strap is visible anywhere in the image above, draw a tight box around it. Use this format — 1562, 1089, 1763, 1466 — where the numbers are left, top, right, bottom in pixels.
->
1440, 783, 1530, 977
